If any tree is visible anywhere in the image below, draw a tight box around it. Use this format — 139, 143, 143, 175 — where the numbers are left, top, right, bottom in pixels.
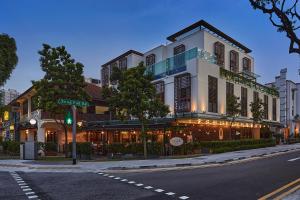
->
250, 0, 300, 54
32, 44, 88, 157
0, 34, 18, 86
226, 95, 241, 140
103, 62, 170, 159
250, 98, 265, 125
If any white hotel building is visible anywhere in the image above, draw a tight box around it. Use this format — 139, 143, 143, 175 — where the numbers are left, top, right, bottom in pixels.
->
99, 20, 280, 141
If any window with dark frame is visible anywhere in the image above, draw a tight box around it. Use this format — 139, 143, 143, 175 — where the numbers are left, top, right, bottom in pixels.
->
243, 57, 251, 72
208, 76, 218, 113
174, 73, 191, 113
174, 44, 186, 68
214, 42, 225, 67
118, 58, 127, 70
241, 87, 248, 117
101, 65, 110, 86
272, 98, 277, 121
22, 99, 28, 115
146, 54, 156, 66
230, 50, 239, 73
264, 95, 269, 120
153, 81, 164, 103
226, 82, 234, 115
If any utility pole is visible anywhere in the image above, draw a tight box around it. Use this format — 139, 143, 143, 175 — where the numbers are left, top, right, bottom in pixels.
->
72, 105, 77, 165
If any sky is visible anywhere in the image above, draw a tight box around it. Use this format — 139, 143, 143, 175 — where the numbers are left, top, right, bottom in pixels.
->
1, 0, 300, 93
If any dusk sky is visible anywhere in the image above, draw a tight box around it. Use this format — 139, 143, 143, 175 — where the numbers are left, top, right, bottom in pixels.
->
2, 0, 300, 93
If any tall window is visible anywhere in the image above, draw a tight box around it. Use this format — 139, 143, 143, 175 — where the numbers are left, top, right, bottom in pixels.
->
253, 91, 259, 102
243, 57, 251, 72
214, 42, 225, 67
101, 65, 110, 86
272, 98, 277, 121
264, 95, 269, 120
146, 54, 156, 66
174, 73, 191, 113
154, 81, 164, 103
226, 82, 234, 114
230, 50, 239, 73
208, 76, 218, 113
22, 100, 28, 115
174, 44, 185, 68
241, 87, 248, 117
119, 58, 127, 70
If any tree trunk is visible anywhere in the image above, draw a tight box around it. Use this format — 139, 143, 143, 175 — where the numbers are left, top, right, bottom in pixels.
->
142, 122, 147, 159
64, 126, 68, 158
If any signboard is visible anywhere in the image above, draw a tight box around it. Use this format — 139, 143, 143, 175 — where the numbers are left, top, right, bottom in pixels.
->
3, 111, 9, 121
57, 99, 90, 107
170, 137, 184, 147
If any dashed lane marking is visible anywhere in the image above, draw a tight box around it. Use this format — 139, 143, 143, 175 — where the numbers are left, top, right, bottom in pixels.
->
179, 196, 190, 199
144, 186, 153, 189
166, 192, 175, 196
155, 189, 164, 193
135, 183, 143, 187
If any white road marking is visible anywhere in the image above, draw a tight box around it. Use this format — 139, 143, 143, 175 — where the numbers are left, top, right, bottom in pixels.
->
288, 157, 300, 162
108, 175, 114, 178
18, 183, 27, 186
114, 177, 121, 180
23, 188, 32, 191
179, 196, 190, 199
128, 181, 136, 184
136, 183, 143, 187
97, 172, 103, 175
25, 192, 35, 195
21, 186, 29, 188
166, 192, 175, 195
121, 179, 128, 182
103, 174, 109, 176
28, 195, 38, 199
17, 181, 25, 183
155, 189, 164, 193
144, 186, 153, 189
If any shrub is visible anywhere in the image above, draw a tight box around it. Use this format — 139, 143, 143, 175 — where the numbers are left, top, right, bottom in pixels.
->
45, 142, 57, 152
0, 141, 20, 154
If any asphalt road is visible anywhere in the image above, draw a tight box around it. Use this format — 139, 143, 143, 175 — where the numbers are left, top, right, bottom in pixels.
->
1, 150, 300, 200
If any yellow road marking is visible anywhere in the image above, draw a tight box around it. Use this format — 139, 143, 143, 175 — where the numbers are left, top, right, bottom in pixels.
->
258, 178, 300, 200
274, 184, 300, 200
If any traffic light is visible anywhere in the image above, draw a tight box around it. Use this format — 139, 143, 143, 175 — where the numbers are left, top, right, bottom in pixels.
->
65, 111, 73, 125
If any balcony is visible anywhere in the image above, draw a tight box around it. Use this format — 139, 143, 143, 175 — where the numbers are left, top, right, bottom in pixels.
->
146, 47, 216, 79
238, 70, 260, 81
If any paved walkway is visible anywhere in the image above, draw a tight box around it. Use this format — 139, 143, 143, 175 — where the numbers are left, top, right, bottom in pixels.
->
0, 143, 299, 173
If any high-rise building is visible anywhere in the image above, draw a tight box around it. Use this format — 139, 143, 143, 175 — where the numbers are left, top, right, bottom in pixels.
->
0, 88, 19, 105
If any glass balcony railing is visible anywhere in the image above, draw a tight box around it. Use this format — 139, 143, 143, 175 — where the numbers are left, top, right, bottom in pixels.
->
146, 47, 216, 79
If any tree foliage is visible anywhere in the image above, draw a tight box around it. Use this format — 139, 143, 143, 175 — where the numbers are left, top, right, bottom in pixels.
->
32, 44, 88, 157
103, 62, 170, 158
226, 95, 241, 139
250, 0, 300, 54
0, 34, 18, 86
250, 98, 265, 124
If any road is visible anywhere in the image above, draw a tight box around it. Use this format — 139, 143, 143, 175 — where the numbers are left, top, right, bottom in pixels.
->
1, 150, 300, 200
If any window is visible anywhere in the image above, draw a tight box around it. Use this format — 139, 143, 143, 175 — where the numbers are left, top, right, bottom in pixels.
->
174, 44, 186, 68
119, 58, 127, 70
243, 57, 251, 72
241, 87, 248, 117
272, 98, 277, 121
214, 42, 225, 67
95, 106, 109, 114
208, 76, 218, 113
230, 50, 239, 73
226, 82, 234, 114
253, 91, 259, 102
174, 73, 191, 113
264, 95, 269, 119
101, 65, 110, 86
22, 100, 28, 115
146, 54, 156, 66
154, 81, 164, 103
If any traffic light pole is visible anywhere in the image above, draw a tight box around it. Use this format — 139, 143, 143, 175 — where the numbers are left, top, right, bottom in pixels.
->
72, 105, 77, 165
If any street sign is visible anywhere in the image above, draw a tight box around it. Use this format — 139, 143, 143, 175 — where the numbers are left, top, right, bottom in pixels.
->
58, 98, 90, 107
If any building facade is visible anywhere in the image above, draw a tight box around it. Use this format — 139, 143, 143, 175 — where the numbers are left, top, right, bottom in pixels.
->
0, 88, 19, 105
266, 68, 300, 139
97, 20, 280, 143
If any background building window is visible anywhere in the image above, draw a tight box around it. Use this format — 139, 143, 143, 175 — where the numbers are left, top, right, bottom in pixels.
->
101, 65, 110, 86
230, 50, 239, 73
154, 81, 164, 103
241, 87, 248, 117
214, 42, 225, 67
243, 57, 251, 72
226, 82, 234, 114
174, 44, 186, 68
146, 54, 156, 66
264, 95, 269, 119
272, 98, 277, 121
118, 58, 127, 70
174, 73, 191, 113
95, 106, 109, 114
208, 76, 218, 113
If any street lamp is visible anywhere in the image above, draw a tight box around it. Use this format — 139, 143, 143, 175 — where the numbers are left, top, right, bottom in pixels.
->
29, 118, 37, 125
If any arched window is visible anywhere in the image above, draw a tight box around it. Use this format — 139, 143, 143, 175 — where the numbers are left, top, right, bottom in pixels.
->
230, 50, 239, 73
214, 42, 225, 67
242, 57, 251, 72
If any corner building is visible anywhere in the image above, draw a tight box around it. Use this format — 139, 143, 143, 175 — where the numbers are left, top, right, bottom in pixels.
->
97, 20, 280, 142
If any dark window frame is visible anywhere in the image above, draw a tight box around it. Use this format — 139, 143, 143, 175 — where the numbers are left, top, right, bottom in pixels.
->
214, 42, 225, 67
242, 57, 251, 72
264, 95, 269, 120
146, 54, 156, 66
153, 81, 165, 103
226, 82, 234, 115
272, 98, 277, 121
118, 58, 127, 70
241, 87, 248, 117
230, 50, 239, 73
174, 73, 191, 113
208, 76, 218, 113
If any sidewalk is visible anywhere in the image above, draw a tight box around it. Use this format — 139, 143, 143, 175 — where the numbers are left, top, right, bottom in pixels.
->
0, 143, 299, 173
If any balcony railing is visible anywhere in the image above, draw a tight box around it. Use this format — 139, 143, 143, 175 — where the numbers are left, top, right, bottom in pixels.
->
146, 47, 216, 79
